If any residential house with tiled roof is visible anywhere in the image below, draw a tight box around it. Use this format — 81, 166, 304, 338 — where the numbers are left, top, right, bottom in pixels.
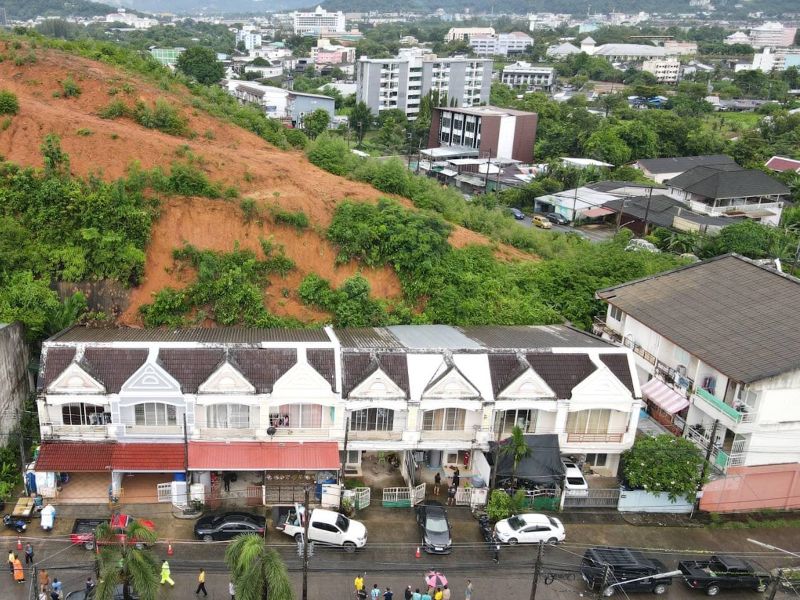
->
34, 324, 640, 506
595, 255, 800, 512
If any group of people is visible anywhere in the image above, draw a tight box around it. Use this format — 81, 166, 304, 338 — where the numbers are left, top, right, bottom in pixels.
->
432, 467, 461, 506
32, 567, 89, 600
355, 574, 473, 600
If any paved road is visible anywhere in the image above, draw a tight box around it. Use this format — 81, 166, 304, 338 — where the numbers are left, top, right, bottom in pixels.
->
516, 217, 613, 243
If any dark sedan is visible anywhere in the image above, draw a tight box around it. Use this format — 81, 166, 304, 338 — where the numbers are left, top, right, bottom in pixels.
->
509, 207, 526, 220
416, 503, 452, 554
194, 511, 266, 541
545, 212, 570, 225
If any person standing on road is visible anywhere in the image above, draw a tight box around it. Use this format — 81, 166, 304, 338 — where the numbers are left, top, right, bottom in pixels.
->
433, 472, 441, 495
412, 588, 422, 600
160, 560, 174, 586
371, 584, 381, 600
13, 555, 24, 583
447, 484, 456, 506
51, 578, 63, 598
465, 580, 473, 600
8, 549, 14, 574
421, 589, 432, 600
39, 568, 50, 593
25, 543, 34, 564
442, 585, 451, 600
404, 585, 413, 600
196, 568, 208, 596
384, 587, 394, 600
229, 580, 236, 600
434, 587, 443, 600
355, 573, 365, 594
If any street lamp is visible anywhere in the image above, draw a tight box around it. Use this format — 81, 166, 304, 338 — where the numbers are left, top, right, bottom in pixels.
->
747, 538, 800, 559
603, 571, 682, 597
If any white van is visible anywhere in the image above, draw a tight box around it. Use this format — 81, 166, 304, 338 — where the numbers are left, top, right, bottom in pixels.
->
276, 504, 367, 552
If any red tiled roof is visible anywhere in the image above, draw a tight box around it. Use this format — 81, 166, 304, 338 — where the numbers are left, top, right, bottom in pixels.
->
188, 442, 340, 471
113, 444, 185, 472
35, 442, 115, 472
766, 156, 800, 173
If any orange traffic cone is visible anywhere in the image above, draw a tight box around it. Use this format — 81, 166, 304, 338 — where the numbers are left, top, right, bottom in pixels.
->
16, 537, 22, 551
415, 546, 421, 559
167, 542, 174, 556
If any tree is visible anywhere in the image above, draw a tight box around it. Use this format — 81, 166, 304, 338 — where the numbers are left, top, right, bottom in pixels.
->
41, 134, 69, 177
176, 46, 225, 85
303, 109, 330, 139
621, 434, 705, 502
500, 426, 532, 486
350, 101, 373, 145
94, 519, 159, 600
225, 534, 294, 600
583, 127, 631, 166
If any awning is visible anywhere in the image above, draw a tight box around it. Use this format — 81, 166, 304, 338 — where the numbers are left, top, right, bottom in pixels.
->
641, 378, 689, 414
113, 444, 185, 472
581, 207, 615, 218
188, 442, 340, 471
436, 168, 458, 177
35, 442, 115, 472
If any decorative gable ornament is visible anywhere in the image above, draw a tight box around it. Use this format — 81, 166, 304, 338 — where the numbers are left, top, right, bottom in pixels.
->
570, 365, 632, 406
498, 368, 556, 400
273, 361, 335, 398
198, 362, 255, 394
47, 362, 105, 394
349, 367, 406, 399
120, 362, 182, 395
423, 366, 481, 400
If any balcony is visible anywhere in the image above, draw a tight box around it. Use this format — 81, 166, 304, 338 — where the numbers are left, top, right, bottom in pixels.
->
693, 388, 756, 429
348, 430, 403, 441
124, 425, 182, 436
592, 316, 623, 342
565, 432, 625, 443
270, 427, 337, 440
44, 424, 110, 439
622, 336, 657, 366
197, 427, 257, 439
420, 429, 476, 441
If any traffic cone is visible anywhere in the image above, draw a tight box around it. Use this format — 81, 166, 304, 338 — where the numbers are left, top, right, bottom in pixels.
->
415, 546, 421, 559
17, 537, 22, 551
167, 542, 174, 556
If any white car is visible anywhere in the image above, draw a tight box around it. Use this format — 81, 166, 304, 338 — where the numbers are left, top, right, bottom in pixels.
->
277, 505, 367, 552
494, 513, 565, 545
625, 238, 660, 253
562, 461, 589, 497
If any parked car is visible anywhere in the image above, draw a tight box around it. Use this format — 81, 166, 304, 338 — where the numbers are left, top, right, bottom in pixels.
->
678, 555, 770, 596
275, 504, 367, 552
546, 212, 570, 225
532, 215, 552, 229
625, 239, 660, 253
581, 547, 673, 596
415, 503, 452, 554
494, 513, 565, 545
70, 514, 155, 551
509, 207, 526, 220
194, 511, 266, 541
562, 461, 589, 497
66, 585, 138, 600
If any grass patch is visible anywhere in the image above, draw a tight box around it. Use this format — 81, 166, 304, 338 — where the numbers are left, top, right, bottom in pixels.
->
0, 90, 19, 115
61, 76, 81, 98
133, 99, 188, 136
76, 128, 93, 136
270, 206, 309, 230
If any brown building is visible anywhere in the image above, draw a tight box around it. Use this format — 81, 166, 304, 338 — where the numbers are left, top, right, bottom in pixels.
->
427, 105, 538, 163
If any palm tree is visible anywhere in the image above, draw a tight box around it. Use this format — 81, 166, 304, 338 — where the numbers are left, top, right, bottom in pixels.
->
94, 519, 159, 600
225, 534, 294, 600
501, 426, 532, 488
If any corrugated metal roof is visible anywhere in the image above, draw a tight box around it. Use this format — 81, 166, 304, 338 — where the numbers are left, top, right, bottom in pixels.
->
188, 442, 340, 471
49, 327, 331, 344
334, 328, 403, 349
388, 325, 482, 349
461, 325, 610, 349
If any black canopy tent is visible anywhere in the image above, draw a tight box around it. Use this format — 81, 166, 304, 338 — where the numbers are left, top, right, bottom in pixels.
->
488, 434, 565, 486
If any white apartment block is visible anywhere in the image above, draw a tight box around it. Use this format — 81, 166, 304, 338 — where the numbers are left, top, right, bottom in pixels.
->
749, 22, 797, 49
357, 50, 492, 118
642, 59, 681, 84
446, 27, 495, 42
105, 9, 157, 29
235, 29, 262, 51
469, 32, 533, 57
500, 61, 555, 90
32, 325, 641, 504
293, 5, 346, 36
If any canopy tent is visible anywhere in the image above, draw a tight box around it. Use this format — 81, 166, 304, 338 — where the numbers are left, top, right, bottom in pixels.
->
488, 434, 565, 485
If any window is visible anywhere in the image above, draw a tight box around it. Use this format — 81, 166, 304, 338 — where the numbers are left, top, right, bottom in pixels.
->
673, 346, 690, 365
312, 522, 338, 533
270, 404, 323, 428
496, 409, 536, 436
61, 403, 107, 426
465, 121, 475, 132
566, 409, 611, 434
134, 403, 177, 426
351, 408, 394, 431
609, 305, 623, 322
207, 404, 254, 429
422, 408, 466, 431
585, 453, 607, 467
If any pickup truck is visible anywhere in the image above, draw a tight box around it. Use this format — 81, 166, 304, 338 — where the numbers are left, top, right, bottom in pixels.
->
274, 503, 366, 553
678, 555, 770, 596
70, 514, 155, 551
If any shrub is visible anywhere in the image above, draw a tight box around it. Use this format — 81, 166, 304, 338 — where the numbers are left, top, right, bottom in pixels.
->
163, 163, 222, 198
1, 117, 11, 131
0, 90, 19, 115
98, 99, 129, 120
76, 128, 92, 136
271, 207, 309, 230
61, 76, 81, 98
298, 273, 395, 327
240, 198, 259, 223
307, 133, 356, 176
133, 99, 188, 136
486, 490, 512, 522
285, 128, 309, 149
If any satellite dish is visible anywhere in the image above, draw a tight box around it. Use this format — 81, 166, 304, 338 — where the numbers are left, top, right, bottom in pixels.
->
267, 426, 277, 437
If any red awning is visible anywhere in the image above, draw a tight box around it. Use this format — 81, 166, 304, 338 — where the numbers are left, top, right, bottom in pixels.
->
113, 444, 185, 472
581, 207, 615, 218
641, 378, 689, 414
35, 442, 115, 472
188, 442, 340, 471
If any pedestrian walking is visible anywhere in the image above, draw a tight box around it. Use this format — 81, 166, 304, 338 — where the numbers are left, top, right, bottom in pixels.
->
371, 584, 381, 600
447, 484, 456, 506
223, 472, 232, 493
25, 543, 34, 564
421, 589, 432, 600
443, 585, 451, 600
412, 588, 422, 600
51, 578, 63, 598
13, 556, 25, 583
8, 549, 14, 573
85, 576, 95, 592
229, 581, 236, 600
434, 587, 443, 600
404, 585, 413, 600
355, 573, 365, 594
38, 568, 50, 593
433, 472, 441, 495
160, 560, 175, 586
465, 579, 473, 600
452, 467, 460, 490
196, 568, 208, 596
384, 587, 394, 600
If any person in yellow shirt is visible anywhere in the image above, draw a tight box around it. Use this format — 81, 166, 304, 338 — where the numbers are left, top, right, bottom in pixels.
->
195, 568, 208, 596
355, 573, 366, 598
160, 560, 174, 586
434, 587, 443, 600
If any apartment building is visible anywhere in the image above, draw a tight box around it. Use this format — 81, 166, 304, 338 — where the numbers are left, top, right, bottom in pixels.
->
595, 255, 800, 512
32, 325, 640, 504
445, 27, 495, 42
311, 38, 356, 65
641, 59, 681, 84
293, 5, 346, 36
469, 32, 533, 57
500, 61, 555, 90
356, 50, 492, 118
748, 22, 797, 49
235, 29, 262, 51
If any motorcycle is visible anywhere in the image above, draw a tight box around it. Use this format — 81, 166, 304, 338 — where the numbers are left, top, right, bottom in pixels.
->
3, 514, 27, 533
476, 513, 500, 563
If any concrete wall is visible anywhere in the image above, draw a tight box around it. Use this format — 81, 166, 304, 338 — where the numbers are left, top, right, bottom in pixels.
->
618, 489, 693, 513
0, 323, 32, 438
700, 463, 800, 512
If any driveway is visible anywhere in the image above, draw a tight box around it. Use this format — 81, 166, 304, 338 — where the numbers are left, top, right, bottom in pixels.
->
517, 216, 615, 243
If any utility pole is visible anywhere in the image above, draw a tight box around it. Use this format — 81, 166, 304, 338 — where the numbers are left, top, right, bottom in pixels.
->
597, 564, 612, 600
17, 407, 26, 488
183, 413, 190, 508
572, 186, 579, 224
642, 186, 654, 236
302, 487, 310, 600
529, 540, 544, 600
341, 417, 350, 483
767, 569, 783, 600
615, 198, 626, 232
693, 419, 719, 516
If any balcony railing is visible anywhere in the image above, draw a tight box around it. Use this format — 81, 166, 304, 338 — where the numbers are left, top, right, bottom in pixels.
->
592, 317, 623, 342
270, 427, 335, 439
565, 432, 625, 443
622, 337, 657, 366
694, 388, 756, 424
197, 427, 257, 439
420, 429, 475, 441
124, 425, 182, 436
348, 430, 403, 441
45, 424, 110, 439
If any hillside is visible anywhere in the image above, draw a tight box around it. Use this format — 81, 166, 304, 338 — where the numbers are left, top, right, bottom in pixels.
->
1, 0, 116, 20
0, 40, 519, 327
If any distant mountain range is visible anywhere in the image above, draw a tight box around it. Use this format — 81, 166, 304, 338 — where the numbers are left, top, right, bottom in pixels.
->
3, 0, 116, 20
91, 0, 312, 14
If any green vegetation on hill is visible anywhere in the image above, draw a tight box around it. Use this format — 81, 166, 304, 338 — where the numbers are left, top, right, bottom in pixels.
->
2, 0, 114, 21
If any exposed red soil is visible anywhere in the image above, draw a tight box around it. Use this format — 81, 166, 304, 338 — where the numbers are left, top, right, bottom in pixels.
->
0, 43, 533, 325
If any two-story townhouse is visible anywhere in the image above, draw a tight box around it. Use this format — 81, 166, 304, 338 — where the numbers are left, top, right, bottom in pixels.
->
33, 324, 640, 505
595, 255, 800, 512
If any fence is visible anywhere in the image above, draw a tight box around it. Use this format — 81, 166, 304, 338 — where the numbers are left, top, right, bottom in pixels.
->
382, 483, 425, 508
562, 488, 621, 508
617, 490, 693, 513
